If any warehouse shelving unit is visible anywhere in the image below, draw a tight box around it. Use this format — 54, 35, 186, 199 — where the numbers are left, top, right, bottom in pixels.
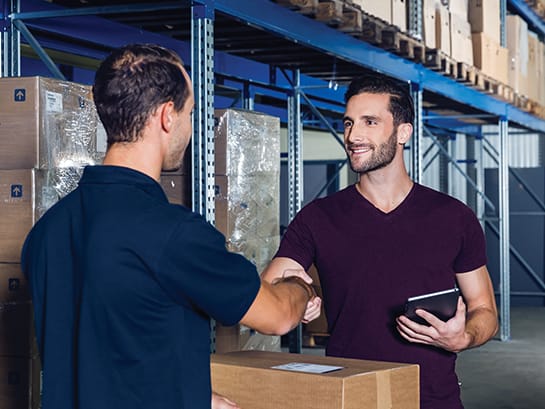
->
3, 0, 545, 344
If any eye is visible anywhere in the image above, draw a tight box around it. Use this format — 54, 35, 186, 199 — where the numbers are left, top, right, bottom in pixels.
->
366, 119, 378, 126
343, 120, 353, 129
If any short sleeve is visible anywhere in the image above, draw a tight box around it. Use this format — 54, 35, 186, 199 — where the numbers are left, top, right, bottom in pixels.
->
454, 206, 487, 273
275, 203, 317, 270
157, 214, 260, 326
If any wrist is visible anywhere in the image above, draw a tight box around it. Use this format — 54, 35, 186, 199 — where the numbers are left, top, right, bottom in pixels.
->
273, 276, 316, 300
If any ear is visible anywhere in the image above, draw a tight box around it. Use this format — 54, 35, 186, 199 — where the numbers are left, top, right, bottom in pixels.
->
397, 123, 413, 145
160, 101, 176, 133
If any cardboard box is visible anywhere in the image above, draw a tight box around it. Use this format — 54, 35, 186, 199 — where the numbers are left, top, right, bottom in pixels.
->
352, 0, 391, 23
215, 324, 252, 354
472, 32, 508, 83
211, 351, 419, 409
469, 0, 500, 43
214, 109, 280, 176
506, 14, 529, 96
0, 301, 37, 357
0, 264, 30, 304
391, 0, 407, 31
527, 31, 540, 102
422, 0, 437, 48
159, 172, 191, 207
0, 170, 34, 263
448, 0, 468, 17
450, 12, 473, 65
436, 5, 451, 55
0, 356, 41, 409
0, 76, 103, 170
0, 168, 84, 262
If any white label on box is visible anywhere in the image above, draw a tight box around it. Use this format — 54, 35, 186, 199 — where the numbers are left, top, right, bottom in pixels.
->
45, 91, 63, 113
96, 121, 108, 153
271, 362, 344, 374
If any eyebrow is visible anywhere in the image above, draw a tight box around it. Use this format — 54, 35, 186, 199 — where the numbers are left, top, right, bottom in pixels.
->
343, 114, 381, 123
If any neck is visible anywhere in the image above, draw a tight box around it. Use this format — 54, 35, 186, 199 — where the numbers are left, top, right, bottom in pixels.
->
356, 159, 414, 213
103, 139, 163, 182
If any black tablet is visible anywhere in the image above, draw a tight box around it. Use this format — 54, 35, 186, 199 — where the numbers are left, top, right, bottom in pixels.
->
404, 287, 460, 325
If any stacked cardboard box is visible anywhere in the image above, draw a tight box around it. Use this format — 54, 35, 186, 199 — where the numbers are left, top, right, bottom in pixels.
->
211, 350, 419, 409
0, 76, 103, 409
351, 0, 407, 31
506, 14, 529, 97
469, 0, 508, 83
213, 109, 281, 353
448, 0, 473, 65
160, 149, 191, 207
213, 109, 280, 274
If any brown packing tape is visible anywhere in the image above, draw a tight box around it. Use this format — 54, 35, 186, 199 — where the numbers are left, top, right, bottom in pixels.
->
376, 370, 392, 409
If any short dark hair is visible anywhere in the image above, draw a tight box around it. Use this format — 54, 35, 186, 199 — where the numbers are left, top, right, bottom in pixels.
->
93, 43, 190, 145
344, 74, 414, 126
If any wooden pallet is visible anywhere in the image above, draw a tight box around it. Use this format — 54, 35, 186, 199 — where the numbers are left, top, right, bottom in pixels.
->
315, 0, 362, 33
273, 0, 318, 16
524, 0, 545, 18
303, 332, 330, 348
424, 49, 456, 78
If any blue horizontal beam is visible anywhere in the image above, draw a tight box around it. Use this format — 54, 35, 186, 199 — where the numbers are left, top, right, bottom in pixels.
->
11, 1, 188, 20
13, 0, 545, 133
18, 0, 345, 113
508, 0, 545, 37
216, 0, 545, 133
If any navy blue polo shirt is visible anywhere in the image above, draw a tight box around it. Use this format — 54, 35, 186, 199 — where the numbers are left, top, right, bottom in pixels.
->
21, 165, 260, 409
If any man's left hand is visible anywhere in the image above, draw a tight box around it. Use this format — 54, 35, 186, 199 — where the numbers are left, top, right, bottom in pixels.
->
395, 296, 470, 353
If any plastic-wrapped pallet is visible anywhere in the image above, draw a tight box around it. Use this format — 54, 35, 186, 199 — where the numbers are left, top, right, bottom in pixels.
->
0, 76, 105, 170
213, 109, 281, 353
214, 108, 280, 274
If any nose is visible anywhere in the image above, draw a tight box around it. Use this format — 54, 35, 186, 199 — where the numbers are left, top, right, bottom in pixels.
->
345, 122, 364, 145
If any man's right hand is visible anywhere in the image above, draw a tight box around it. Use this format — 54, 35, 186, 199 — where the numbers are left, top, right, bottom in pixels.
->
212, 392, 240, 409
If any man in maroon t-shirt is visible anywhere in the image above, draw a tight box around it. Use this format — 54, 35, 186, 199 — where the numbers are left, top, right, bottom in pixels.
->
263, 74, 498, 409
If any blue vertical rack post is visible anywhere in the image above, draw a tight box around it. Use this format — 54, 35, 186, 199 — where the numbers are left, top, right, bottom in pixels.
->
191, 0, 217, 352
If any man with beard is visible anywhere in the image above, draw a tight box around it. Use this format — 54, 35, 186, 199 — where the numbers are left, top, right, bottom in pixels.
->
262, 74, 498, 409
21, 44, 317, 409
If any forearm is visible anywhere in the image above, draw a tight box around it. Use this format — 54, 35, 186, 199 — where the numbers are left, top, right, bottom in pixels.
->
239, 278, 313, 335
463, 306, 499, 350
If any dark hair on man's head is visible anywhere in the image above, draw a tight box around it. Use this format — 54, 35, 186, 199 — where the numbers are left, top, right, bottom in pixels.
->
344, 74, 414, 126
93, 43, 190, 146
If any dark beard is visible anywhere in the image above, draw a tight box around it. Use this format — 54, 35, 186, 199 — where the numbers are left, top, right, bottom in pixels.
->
347, 129, 398, 174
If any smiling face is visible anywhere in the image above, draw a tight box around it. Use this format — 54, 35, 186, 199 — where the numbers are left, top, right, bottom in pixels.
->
343, 92, 400, 174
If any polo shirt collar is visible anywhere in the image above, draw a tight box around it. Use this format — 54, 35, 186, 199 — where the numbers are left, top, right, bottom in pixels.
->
79, 165, 168, 202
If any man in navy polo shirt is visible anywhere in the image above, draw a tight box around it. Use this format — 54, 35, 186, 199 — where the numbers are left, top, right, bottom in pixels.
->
262, 74, 499, 409
21, 44, 317, 409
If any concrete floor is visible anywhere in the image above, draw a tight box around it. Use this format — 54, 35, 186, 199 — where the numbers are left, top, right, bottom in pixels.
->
457, 307, 545, 409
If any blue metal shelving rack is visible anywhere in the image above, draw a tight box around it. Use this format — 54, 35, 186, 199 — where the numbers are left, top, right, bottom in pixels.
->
4, 0, 545, 343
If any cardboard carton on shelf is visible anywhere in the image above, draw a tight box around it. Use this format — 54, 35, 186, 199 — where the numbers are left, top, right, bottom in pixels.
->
436, 4, 451, 56
211, 350, 419, 409
422, 0, 436, 49
450, 12, 473, 65
506, 14, 529, 97
0, 76, 103, 170
0, 355, 41, 409
468, 0, 500, 43
472, 32, 509, 85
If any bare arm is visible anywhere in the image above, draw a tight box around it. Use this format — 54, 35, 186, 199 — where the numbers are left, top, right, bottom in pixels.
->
396, 265, 498, 353
239, 269, 314, 335
455, 265, 499, 349
261, 257, 305, 283
261, 257, 323, 324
